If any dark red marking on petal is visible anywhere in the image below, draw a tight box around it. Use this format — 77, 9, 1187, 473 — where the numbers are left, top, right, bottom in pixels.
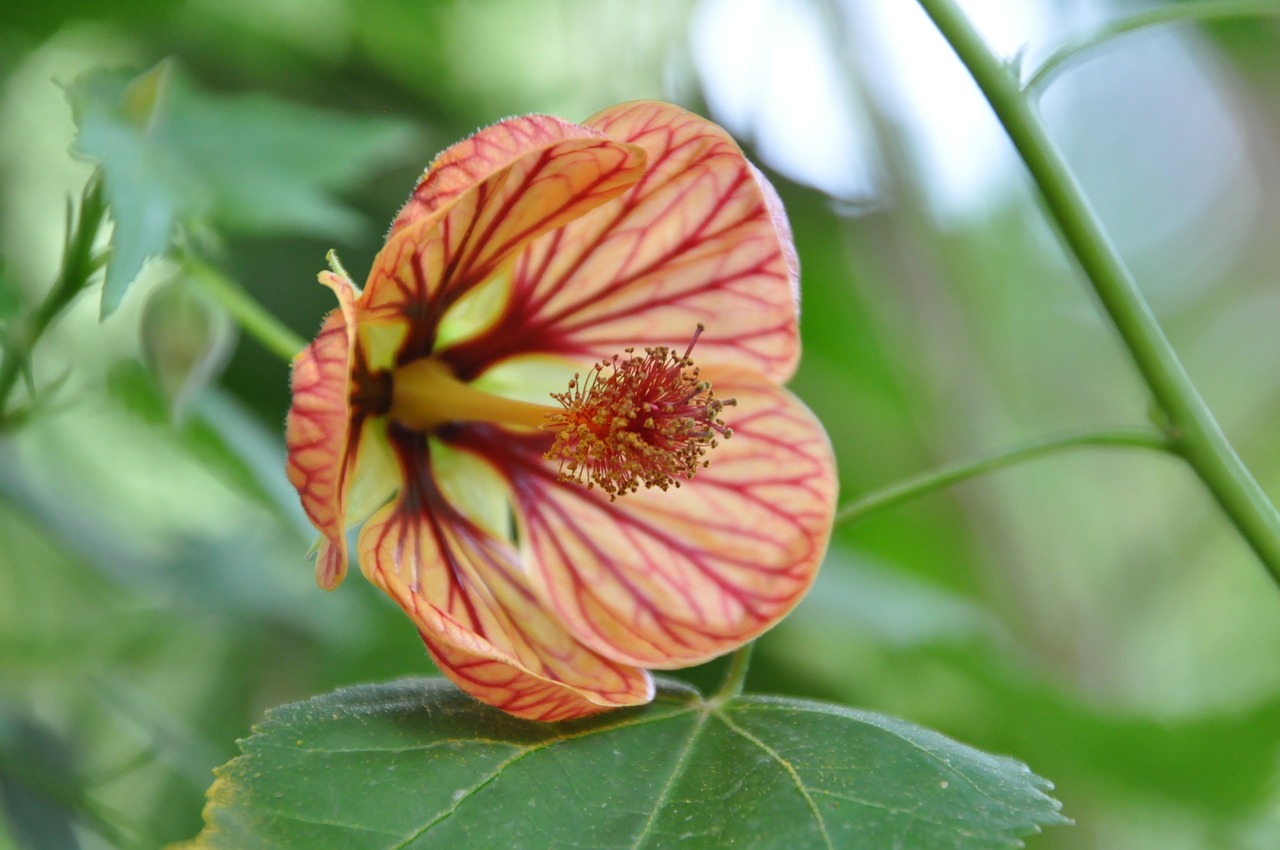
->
446, 370, 836, 669
420, 631, 651, 722
356, 425, 652, 719
362, 128, 647, 364
439, 101, 800, 386
285, 286, 360, 589
390, 115, 597, 234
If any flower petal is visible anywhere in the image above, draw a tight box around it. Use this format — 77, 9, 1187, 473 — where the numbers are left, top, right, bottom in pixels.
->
285, 271, 359, 589
358, 429, 653, 720
389, 115, 617, 233
361, 116, 647, 359
449, 371, 836, 667
442, 100, 801, 385
419, 631, 644, 723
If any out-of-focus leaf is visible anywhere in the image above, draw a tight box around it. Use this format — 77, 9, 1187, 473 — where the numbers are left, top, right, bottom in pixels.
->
769, 589, 1280, 818
66, 62, 416, 317
66, 63, 185, 318
3, 0, 185, 40
106, 361, 275, 510
180, 677, 1067, 850
0, 714, 80, 850
0, 261, 20, 323
951, 658, 1280, 817
0, 705, 91, 850
0, 437, 332, 639
792, 550, 998, 649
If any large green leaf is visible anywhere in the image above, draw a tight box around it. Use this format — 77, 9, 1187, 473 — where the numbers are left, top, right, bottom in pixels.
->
181, 677, 1066, 850
66, 62, 415, 317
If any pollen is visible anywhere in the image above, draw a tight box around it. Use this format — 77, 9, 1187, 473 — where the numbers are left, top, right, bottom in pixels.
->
544, 325, 735, 500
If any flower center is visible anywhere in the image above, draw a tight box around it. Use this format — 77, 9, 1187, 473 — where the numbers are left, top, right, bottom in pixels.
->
542, 325, 734, 501
386, 326, 733, 500
388, 357, 554, 433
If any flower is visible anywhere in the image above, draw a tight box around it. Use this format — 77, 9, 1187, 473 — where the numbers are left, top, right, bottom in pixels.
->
285, 101, 837, 721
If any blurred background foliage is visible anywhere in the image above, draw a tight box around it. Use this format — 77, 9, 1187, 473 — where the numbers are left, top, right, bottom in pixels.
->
2, 0, 1279, 847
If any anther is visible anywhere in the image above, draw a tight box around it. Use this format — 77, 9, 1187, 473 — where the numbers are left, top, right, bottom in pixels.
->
543, 327, 735, 500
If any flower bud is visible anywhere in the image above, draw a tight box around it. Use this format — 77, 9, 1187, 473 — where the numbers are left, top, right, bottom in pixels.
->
140, 276, 235, 419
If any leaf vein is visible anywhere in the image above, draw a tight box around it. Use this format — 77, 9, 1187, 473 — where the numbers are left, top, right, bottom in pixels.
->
806, 788, 977, 836
734, 701, 1045, 817
254, 808, 405, 837
628, 712, 709, 850
386, 705, 701, 849
385, 748, 530, 849
715, 709, 835, 850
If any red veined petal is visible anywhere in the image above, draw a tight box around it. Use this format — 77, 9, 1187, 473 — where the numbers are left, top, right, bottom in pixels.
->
441, 100, 800, 385
452, 370, 836, 667
390, 114, 614, 233
360, 117, 647, 356
285, 271, 359, 589
420, 631, 647, 723
357, 431, 653, 720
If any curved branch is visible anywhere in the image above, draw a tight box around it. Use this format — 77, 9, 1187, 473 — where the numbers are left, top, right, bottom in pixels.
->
836, 428, 1174, 527
1026, 1, 1280, 92
917, 0, 1280, 587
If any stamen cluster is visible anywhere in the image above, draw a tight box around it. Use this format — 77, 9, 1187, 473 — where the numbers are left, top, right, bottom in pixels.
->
544, 326, 734, 500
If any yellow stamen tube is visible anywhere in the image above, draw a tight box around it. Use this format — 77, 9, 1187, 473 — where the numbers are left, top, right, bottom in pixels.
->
389, 357, 557, 432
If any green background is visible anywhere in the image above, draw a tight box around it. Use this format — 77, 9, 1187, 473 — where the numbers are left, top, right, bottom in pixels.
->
2, 1, 1280, 847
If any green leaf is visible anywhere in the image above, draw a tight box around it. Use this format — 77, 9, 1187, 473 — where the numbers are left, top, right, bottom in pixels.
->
793, 551, 997, 649
181, 678, 1067, 850
0, 703, 129, 849
0, 259, 21, 323
3, 0, 185, 41
0, 706, 83, 850
66, 62, 415, 317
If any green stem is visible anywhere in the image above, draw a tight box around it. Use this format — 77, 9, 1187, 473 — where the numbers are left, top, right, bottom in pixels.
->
837, 428, 1173, 527
0, 177, 107, 423
184, 258, 307, 363
918, 0, 1280, 587
1026, 1, 1280, 92
713, 641, 755, 702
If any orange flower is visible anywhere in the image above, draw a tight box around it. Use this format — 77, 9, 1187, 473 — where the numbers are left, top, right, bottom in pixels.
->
286, 101, 836, 721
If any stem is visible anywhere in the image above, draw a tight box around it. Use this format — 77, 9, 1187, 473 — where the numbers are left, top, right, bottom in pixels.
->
836, 428, 1174, 527
918, 0, 1280, 586
184, 257, 307, 363
713, 641, 755, 702
0, 177, 107, 422
1026, 1, 1280, 92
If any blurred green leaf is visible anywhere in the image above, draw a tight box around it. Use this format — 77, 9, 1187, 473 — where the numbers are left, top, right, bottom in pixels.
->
770, 592, 1280, 819
0, 702, 131, 850
950, 656, 1280, 817
0, 423, 320, 638
66, 63, 184, 319
2, 0, 185, 40
0, 261, 20, 323
0, 708, 81, 850
106, 360, 276, 511
66, 61, 415, 317
794, 551, 997, 649
181, 677, 1067, 850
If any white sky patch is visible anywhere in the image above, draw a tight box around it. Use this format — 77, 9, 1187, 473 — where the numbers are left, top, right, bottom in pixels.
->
690, 0, 876, 200
690, 0, 1258, 303
691, 0, 1050, 214
844, 0, 1048, 215
1037, 25, 1256, 302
